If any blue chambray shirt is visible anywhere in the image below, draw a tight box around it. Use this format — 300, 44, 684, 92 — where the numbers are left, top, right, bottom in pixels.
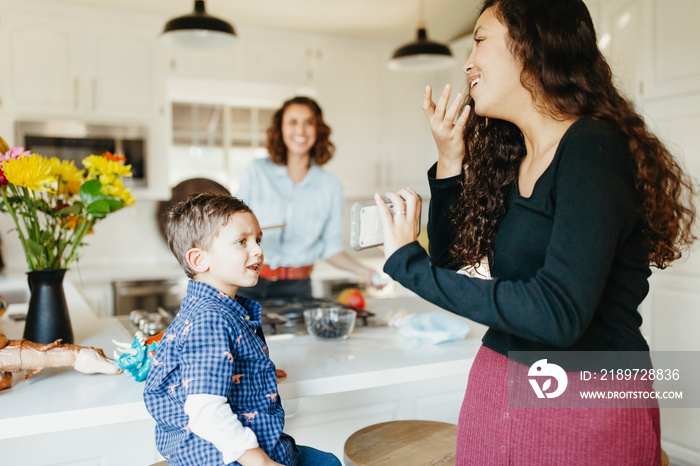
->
237, 157, 344, 269
143, 280, 295, 466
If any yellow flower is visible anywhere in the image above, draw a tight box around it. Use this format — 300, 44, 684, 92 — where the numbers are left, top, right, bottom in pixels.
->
3, 153, 56, 191
50, 159, 84, 196
0, 148, 133, 271
99, 172, 117, 186
0, 136, 9, 154
105, 179, 135, 207
82, 154, 132, 181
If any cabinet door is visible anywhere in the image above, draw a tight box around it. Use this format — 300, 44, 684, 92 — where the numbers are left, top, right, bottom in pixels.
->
315, 42, 379, 198
593, 0, 644, 101
87, 24, 158, 119
3, 14, 80, 114
245, 38, 313, 86
639, 0, 700, 99
166, 44, 244, 81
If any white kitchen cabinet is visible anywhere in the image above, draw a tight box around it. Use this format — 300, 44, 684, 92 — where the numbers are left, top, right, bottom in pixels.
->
166, 41, 245, 82
1, 10, 161, 121
1, 13, 80, 115
3, 419, 161, 466
592, 1, 700, 463
84, 23, 160, 120
166, 27, 315, 87
284, 374, 467, 460
0, 2, 169, 199
590, 0, 644, 101
315, 41, 381, 198
638, 0, 700, 100
245, 36, 316, 86
593, 0, 700, 101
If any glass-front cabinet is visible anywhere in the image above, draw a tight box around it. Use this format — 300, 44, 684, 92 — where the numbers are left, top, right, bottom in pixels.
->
169, 102, 275, 194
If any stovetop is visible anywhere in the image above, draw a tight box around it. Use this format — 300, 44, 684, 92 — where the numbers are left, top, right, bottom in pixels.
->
117, 297, 376, 338
257, 297, 374, 336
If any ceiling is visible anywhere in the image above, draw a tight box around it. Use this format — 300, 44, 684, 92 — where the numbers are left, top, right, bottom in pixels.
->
35, 0, 481, 43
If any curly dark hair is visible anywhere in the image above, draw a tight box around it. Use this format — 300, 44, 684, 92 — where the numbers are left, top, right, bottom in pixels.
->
266, 96, 335, 166
451, 0, 696, 270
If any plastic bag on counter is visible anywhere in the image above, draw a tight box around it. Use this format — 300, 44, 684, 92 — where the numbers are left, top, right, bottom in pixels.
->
395, 311, 471, 345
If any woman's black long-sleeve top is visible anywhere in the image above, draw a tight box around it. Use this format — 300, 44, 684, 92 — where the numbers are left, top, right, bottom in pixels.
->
383, 119, 652, 355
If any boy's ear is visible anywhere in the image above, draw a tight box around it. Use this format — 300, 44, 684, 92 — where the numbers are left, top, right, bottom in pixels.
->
186, 248, 209, 274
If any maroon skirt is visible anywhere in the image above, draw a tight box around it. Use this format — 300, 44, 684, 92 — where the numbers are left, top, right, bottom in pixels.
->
456, 345, 661, 465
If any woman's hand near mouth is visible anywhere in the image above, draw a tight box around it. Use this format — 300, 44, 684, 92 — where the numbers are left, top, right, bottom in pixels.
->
422, 84, 471, 179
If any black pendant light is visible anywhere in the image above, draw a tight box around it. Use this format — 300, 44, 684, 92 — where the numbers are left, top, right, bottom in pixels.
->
162, 0, 237, 48
388, 0, 455, 72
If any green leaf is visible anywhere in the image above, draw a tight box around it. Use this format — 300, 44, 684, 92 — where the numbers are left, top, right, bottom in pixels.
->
79, 179, 104, 205
33, 199, 54, 215
104, 198, 124, 213
40, 229, 54, 247
26, 238, 44, 258
86, 199, 111, 217
57, 203, 83, 216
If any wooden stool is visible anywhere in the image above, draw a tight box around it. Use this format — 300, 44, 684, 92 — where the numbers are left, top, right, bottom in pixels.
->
344, 420, 458, 466
661, 448, 670, 466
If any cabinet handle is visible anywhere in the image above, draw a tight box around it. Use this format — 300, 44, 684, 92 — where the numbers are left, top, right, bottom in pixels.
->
74, 77, 79, 110
375, 160, 381, 189
92, 78, 97, 111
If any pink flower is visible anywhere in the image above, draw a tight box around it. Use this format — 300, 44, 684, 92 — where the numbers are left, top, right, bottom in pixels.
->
0, 147, 31, 187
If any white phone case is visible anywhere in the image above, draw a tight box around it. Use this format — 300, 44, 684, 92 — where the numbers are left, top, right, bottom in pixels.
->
349, 197, 421, 251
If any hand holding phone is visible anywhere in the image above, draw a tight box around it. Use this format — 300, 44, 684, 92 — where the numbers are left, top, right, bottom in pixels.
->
349, 195, 421, 251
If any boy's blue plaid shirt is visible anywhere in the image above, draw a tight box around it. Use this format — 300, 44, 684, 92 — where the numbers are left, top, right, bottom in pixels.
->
144, 280, 295, 465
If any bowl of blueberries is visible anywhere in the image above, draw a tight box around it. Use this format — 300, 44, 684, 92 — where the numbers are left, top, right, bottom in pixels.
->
303, 306, 357, 340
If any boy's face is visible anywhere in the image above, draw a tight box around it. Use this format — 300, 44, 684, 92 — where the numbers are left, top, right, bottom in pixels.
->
197, 211, 264, 296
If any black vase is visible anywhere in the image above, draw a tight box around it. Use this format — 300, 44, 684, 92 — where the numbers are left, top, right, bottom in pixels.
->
23, 269, 74, 344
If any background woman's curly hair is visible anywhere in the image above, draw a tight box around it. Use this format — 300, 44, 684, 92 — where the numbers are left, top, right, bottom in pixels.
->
266, 96, 335, 166
452, 0, 696, 270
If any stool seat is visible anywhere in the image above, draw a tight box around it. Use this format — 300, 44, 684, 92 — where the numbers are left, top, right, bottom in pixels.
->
344, 420, 457, 466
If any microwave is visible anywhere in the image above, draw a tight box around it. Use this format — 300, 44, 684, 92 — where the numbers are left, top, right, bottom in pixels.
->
15, 120, 148, 187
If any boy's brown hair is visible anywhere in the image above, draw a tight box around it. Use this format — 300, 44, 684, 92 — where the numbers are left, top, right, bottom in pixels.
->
164, 193, 252, 278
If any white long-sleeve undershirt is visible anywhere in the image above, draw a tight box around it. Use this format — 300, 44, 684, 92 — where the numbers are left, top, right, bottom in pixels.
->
184, 394, 259, 464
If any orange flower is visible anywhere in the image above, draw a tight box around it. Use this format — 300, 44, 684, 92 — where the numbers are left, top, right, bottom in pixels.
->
63, 215, 79, 230
102, 151, 127, 163
62, 215, 94, 234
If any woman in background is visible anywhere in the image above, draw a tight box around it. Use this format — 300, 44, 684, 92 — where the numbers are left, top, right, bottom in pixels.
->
238, 96, 382, 300
376, 0, 695, 464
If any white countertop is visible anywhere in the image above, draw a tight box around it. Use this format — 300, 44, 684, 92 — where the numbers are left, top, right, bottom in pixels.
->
0, 279, 485, 441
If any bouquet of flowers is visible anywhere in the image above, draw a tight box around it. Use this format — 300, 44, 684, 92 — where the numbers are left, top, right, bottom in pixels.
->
0, 135, 134, 271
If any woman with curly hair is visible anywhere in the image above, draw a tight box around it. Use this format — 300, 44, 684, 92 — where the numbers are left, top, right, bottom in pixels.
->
238, 96, 381, 299
376, 0, 695, 463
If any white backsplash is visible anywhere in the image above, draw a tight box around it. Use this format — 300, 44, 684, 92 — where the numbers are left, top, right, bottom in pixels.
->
0, 200, 175, 273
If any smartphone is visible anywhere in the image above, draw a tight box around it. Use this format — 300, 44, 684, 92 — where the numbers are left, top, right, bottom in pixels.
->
349, 197, 421, 251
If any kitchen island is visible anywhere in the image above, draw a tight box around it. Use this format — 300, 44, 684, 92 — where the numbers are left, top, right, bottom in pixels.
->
0, 276, 485, 464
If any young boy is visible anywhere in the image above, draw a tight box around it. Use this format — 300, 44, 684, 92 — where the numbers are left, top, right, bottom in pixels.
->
144, 193, 340, 466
